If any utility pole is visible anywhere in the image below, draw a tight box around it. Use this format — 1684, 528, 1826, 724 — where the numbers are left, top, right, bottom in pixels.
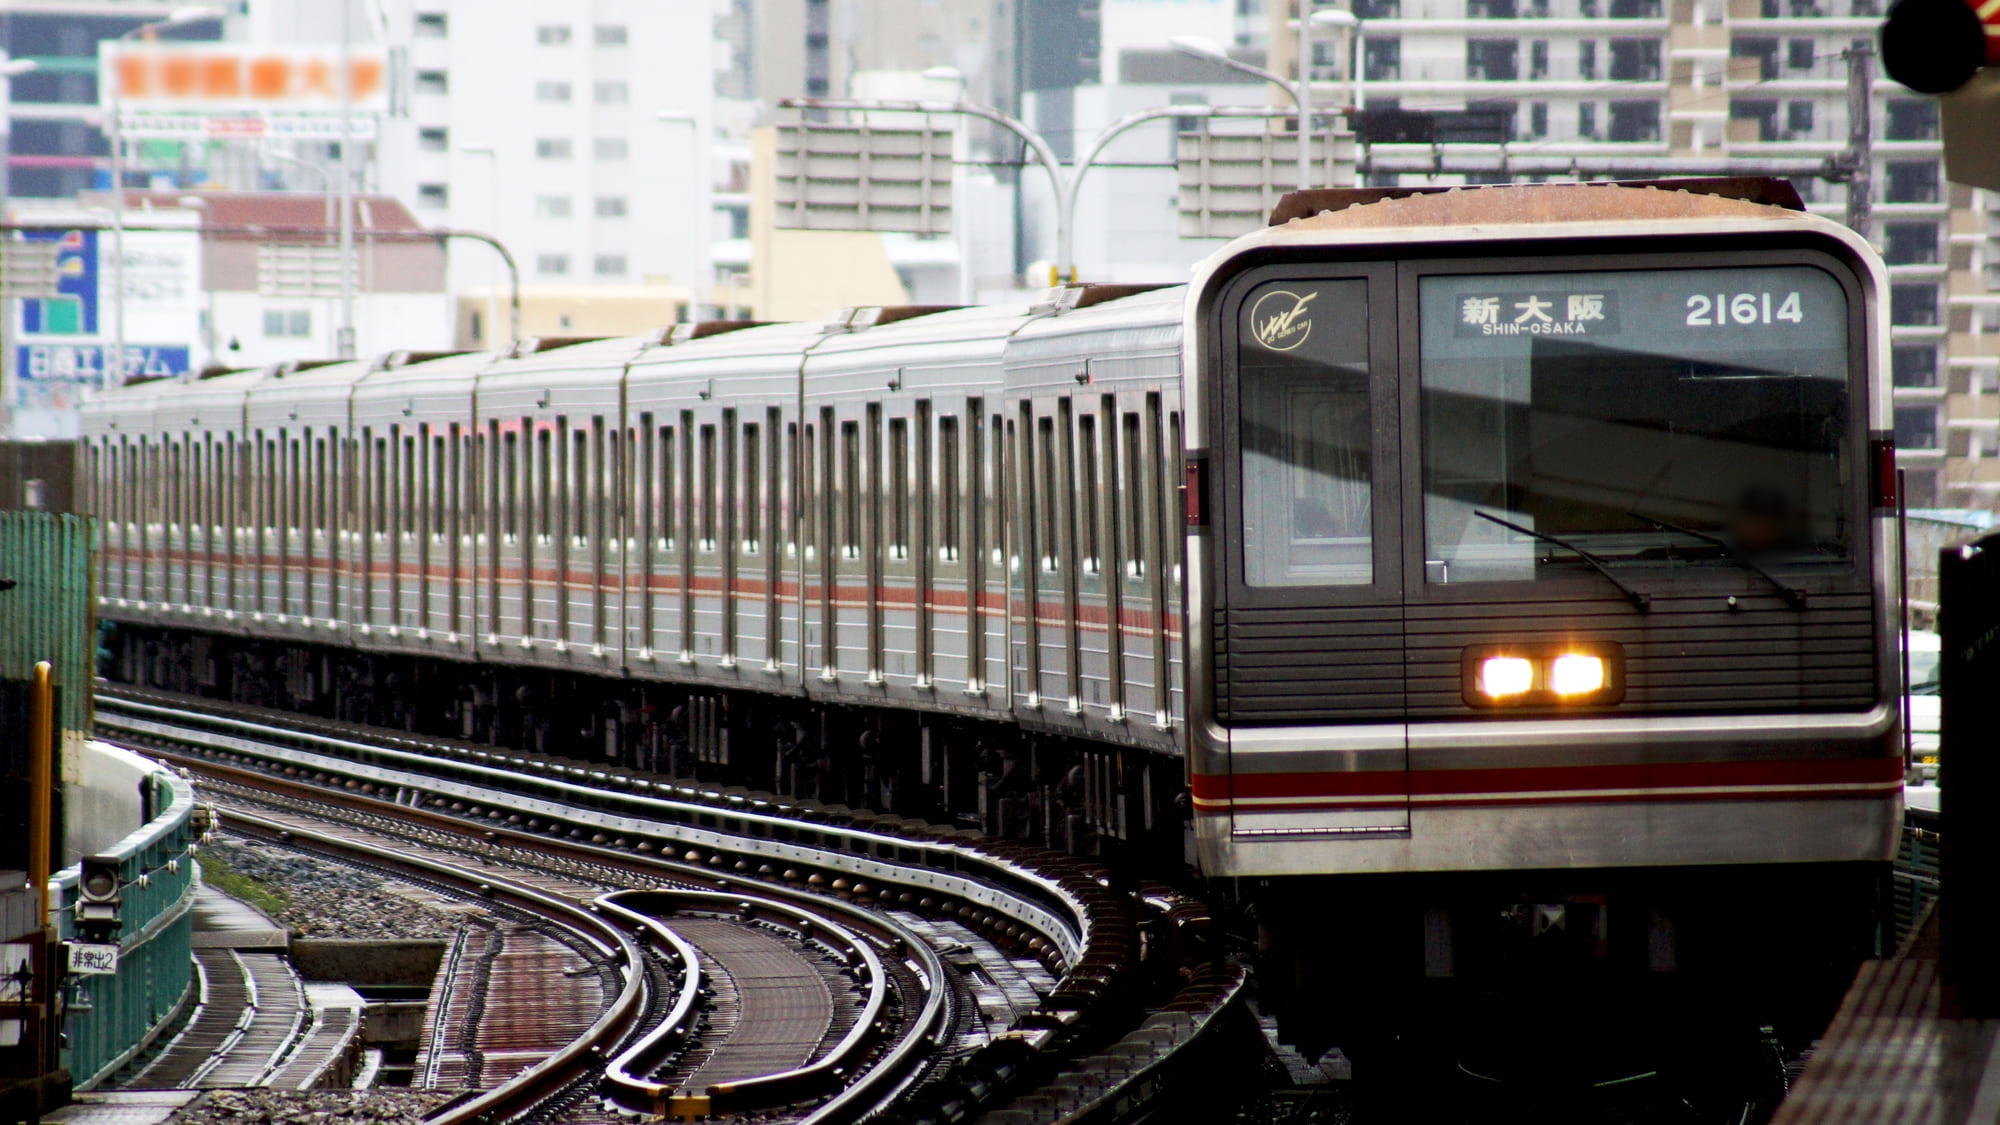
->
1845, 39, 1874, 242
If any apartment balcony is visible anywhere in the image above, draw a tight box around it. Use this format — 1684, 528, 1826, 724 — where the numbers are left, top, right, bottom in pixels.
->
1947, 393, 2000, 427
1944, 459, 2000, 487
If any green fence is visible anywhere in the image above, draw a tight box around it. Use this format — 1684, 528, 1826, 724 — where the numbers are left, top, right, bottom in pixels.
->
0, 511, 95, 738
52, 760, 199, 1088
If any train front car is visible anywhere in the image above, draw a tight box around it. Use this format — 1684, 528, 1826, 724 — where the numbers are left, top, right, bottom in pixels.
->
1183, 183, 1900, 1097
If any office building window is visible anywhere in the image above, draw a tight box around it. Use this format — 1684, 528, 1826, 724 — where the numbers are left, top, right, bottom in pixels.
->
1894, 406, 1938, 451
1892, 345, 1938, 388
594, 137, 629, 161
1885, 160, 1940, 204
536, 138, 574, 160
418, 127, 449, 152
596, 25, 629, 46
264, 310, 311, 338
536, 81, 573, 103
537, 25, 572, 45
595, 81, 629, 105
1890, 283, 1938, 327
1466, 39, 1518, 81
536, 195, 573, 219
1787, 38, 1814, 70
415, 70, 449, 95
415, 11, 447, 36
1886, 99, 1939, 141
1608, 38, 1660, 80
1884, 222, 1939, 265
595, 196, 628, 218
594, 254, 628, 277
1786, 100, 1814, 136
1607, 100, 1660, 141
537, 254, 571, 276
417, 183, 449, 209
1578, 101, 1597, 138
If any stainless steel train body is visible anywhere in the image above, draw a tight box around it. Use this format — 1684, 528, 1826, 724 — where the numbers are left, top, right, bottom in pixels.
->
82, 183, 1899, 896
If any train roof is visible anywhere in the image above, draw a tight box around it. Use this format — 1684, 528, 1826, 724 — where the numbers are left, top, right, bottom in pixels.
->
1272, 181, 1816, 234
1006, 286, 1185, 392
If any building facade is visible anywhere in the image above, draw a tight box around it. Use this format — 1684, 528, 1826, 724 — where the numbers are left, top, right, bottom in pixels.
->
1262, 0, 1991, 509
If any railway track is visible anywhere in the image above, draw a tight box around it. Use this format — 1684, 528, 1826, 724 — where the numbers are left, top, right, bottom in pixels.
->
97, 683, 1248, 1124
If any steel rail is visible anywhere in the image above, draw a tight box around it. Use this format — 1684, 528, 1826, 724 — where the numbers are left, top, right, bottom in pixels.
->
98, 689, 1092, 964
213, 806, 651, 1125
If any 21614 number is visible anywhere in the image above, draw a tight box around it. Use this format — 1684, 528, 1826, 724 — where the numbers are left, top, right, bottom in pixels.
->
1686, 291, 1803, 327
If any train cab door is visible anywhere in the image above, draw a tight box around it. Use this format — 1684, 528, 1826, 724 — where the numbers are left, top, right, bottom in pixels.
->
1214, 265, 1410, 837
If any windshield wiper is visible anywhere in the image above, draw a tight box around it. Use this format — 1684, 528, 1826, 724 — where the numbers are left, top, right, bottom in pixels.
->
1624, 509, 1807, 611
1472, 510, 1651, 612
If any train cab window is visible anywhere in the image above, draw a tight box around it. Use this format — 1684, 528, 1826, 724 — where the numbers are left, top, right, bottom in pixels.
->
1078, 410, 1101, 574
940, 415, 960, 562
1418, 264, 1853, 586
743, 420, 762, 552
889, 416, 909, 560
1237, 278, 1373, 587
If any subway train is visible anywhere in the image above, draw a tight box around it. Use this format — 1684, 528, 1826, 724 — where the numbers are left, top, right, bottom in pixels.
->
85, 180, 1902, 1088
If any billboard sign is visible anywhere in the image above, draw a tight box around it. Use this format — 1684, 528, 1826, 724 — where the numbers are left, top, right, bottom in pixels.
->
100, 44, 388, 135
8, 225, 198, 413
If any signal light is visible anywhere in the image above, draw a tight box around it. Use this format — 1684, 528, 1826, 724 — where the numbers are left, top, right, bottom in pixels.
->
1882, 0, 1998, 95
77, 854, 123, 940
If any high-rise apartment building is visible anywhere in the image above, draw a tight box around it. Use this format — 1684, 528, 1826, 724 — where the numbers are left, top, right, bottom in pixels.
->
1264, 0, 1992, 510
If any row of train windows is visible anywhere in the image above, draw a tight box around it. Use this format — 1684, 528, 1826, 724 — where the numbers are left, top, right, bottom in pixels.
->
86, 394, 1179, 578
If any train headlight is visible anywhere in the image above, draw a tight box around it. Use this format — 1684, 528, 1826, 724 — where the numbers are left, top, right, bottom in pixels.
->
1550, 654, 1606, 696
1479, 657, 1535, 698
1461, 643, 1624, 708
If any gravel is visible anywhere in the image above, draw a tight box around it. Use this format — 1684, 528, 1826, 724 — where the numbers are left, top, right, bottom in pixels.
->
171, 1089, 459, 1125
206, 837, 472, 940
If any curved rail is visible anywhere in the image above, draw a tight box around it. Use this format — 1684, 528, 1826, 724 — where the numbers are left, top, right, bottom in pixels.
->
214, 806, 650, 1125
598, 886, 950, 1122
99, 687, 1146, 1122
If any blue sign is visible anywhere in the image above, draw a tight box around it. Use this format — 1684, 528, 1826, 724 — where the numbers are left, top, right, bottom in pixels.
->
20, 228, 99, 336
16, 343, 192, 384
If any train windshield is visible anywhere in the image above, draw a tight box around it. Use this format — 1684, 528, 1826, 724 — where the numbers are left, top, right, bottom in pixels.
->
1419, 264, 1853, 586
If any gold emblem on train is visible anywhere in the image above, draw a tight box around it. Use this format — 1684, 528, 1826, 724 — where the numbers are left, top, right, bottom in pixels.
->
1249, 289, 1317, 352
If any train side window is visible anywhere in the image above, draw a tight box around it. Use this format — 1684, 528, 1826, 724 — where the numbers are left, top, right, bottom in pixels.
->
452, 426, 468, 543
658, 424, 676, 548
1037, 416, 1059, 573
402, 431, 418, 541
786, 419, 800, 558
292, 436, 305, 533
502, 430, 520, 540
915, 400, 931, 567
888, 415, 909, 560
800, 421, 817, 559
678, 411, 696, 557
1078, 409, 1100, 575
268, 437, 282, 536
990, 412, 1005, 567
841, 419, 860, 560
536, 427, 554, 542
939, 415, 960, 563
1169, 406, 1184, 587
699, 423, 718, 552
1122, 413, 1145, 577
573, 427, 590, 546
433, 432, 449, 539
370, 433, 386, 538
743, 419, 762, 553
314, 437, 329, 534
720, 412, 737, 554
767, 408, 783, 558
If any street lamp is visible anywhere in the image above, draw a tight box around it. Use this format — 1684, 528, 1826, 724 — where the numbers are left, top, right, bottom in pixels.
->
262, 149, 333, 241
1170, 34, 1317, 191
1309, 9, 1365, 112
108, 4, 223, 390
780, 95, 1291, 285
656, 110, 704, 321
458, 143, 501, 348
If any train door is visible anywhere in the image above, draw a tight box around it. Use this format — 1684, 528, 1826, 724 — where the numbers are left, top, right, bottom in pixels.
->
1214, 265, 1409, 836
